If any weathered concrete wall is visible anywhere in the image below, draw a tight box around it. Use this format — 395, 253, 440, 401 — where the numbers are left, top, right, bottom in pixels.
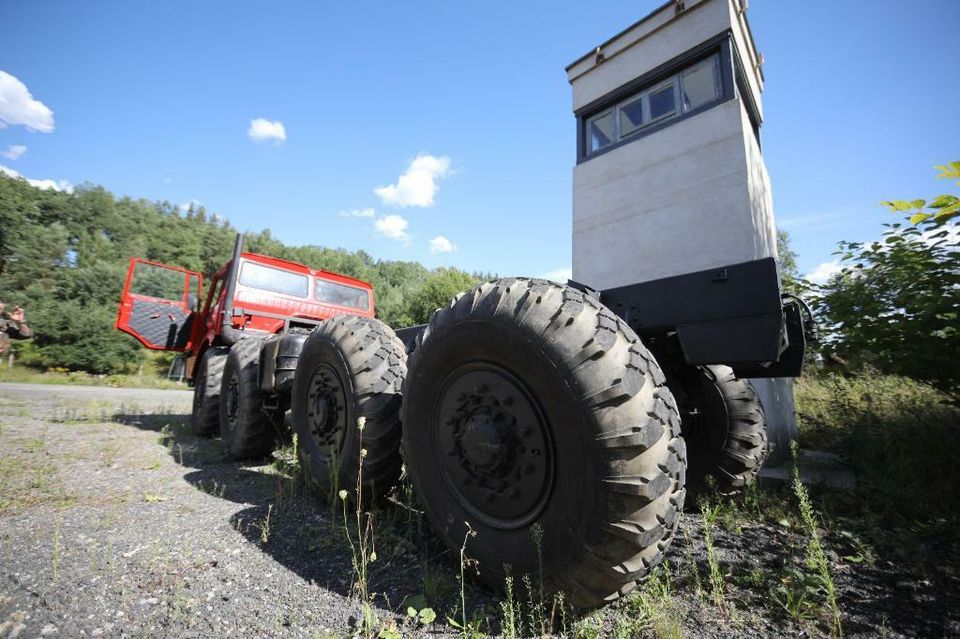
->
571, 99, 779, 289
567, 0, 764, 117
750, 378, 796, 465
568, 0, 730, 112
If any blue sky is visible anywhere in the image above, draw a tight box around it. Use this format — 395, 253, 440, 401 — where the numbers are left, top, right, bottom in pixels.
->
1, 1, 957, 282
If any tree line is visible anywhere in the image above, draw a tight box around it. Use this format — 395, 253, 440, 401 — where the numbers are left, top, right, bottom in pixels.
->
0, 173, 481, 374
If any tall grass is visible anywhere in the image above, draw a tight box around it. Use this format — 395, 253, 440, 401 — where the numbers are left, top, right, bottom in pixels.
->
795, 370, 960, 524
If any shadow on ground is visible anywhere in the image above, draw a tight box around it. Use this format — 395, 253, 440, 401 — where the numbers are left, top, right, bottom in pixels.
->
110, 409, 478, 623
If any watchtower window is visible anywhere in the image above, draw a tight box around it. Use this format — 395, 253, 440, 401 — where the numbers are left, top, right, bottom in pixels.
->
588, 110, 615, 153
584, 52, 723, 156
681, 55, 722, 111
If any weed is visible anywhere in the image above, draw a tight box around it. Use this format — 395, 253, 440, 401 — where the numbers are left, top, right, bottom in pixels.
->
500, 571, 518, 639
526, 522, 549, 635
571, 611, 603, 639
448, 521, 482, 638
771, 567, 821, 625
639, 563, 682, 639
339, 416, 379, 639
403, 594, 437, 627
701, 500, 726, 608
259, 504, 274, 544
198, 479, 226, 498
611, 563, 681, 638
682, 526, 704, 598
792, 442, 842, 637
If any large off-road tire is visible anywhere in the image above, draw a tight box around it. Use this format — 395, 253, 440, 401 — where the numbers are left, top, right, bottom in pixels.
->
192, 346, 228, 437
291, 315, 406, 498
402, 278, 687, 609
668, 365, 767, 498
219, 337, 277, 460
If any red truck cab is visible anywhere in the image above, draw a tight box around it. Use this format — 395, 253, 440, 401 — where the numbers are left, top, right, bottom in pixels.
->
115, 249, 374, 382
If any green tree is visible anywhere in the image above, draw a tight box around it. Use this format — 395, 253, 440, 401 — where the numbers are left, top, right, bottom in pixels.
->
406, 268, 481, 324
0, 171, 490, 374
814, 162, 959, 396
777, 229, 802, 294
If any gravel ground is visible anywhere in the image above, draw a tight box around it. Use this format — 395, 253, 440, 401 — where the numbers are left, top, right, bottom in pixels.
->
0, 383, 957, 638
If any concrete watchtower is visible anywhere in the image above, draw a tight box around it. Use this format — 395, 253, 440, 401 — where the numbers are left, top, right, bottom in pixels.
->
566, 0, 795, 459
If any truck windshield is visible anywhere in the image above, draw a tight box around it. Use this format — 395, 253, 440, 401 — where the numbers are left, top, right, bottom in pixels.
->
316, 278, 369, 310
238, 261, 309, 298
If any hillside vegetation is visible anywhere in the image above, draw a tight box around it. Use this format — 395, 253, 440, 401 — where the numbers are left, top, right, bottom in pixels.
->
0, 174, 481, 374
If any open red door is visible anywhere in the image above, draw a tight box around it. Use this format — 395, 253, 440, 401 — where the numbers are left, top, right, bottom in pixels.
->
116, 258, 202, 351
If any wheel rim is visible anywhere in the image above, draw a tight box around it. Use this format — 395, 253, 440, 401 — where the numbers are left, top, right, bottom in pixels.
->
434, 363, 554, 530
676, 370, 727, 448
305, 363, 348, 460
225, 372, 241, 429
672, 368, 728, 487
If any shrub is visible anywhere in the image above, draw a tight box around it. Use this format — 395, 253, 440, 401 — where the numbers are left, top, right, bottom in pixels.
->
795, 370, 960, 524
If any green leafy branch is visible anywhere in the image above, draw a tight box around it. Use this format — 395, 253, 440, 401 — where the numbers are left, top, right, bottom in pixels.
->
882, 161, 960, 226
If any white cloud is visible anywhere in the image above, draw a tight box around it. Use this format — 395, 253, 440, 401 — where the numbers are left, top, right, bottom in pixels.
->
339, 207, 375, 218
0, 164, 72, 192
0, 71, 54, 133
374, 215, 411, 243
541, 267, 572, 283
375, 153, 452, 208
429, 236, 456, 253
247, 118, 286, 143
805, 260, 843, 285
1, 144, 26, 161
179, 199, 202, 212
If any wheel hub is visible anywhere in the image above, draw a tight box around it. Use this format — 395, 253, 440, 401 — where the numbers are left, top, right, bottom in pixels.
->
435, 365, 553, 530
306, 363, 347, 458
459, 405, 520, 474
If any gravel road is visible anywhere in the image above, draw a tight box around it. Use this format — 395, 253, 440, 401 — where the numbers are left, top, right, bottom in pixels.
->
0, 383, 957, 638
